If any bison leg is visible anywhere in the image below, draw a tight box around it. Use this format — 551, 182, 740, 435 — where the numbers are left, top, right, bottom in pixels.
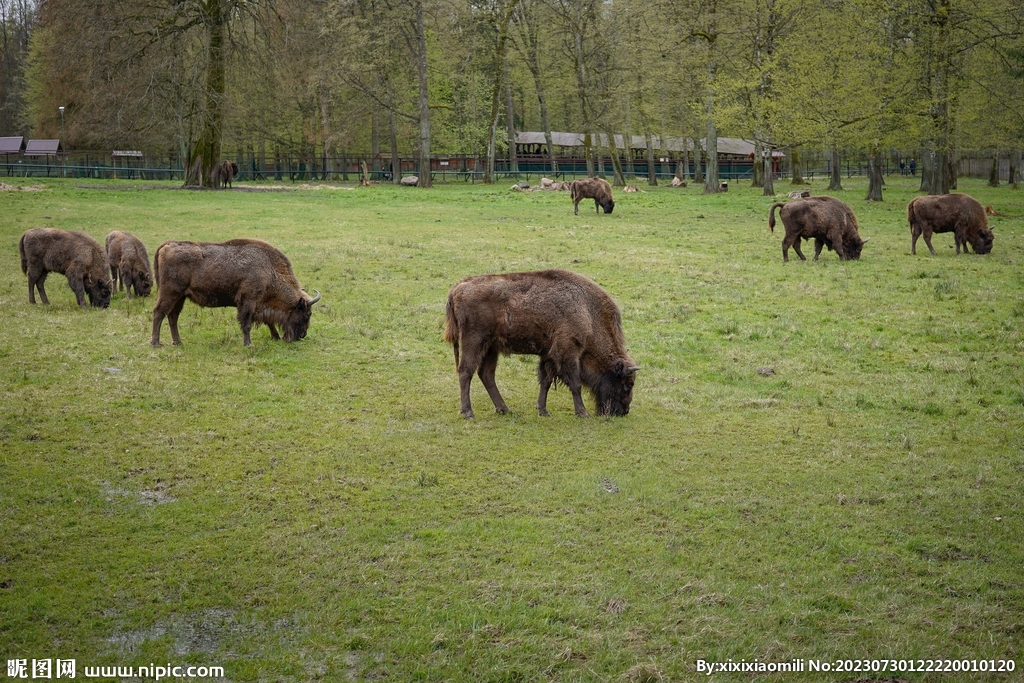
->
478, 350, 510, 414
594, 199, 600, 214
536, 358, 554, 417
782, 234, 804, 262
27, 269, 49, 304
557, 358, 590, 418
67, 274, 88, 308
911, 225, 922, 255
456, 341, 484, 418
166, 298, 187, 345
922, 229, 937, 256
813, 238, 826, 261
110, 265, 121, 292
573, 199, 580, 215
267, 323, 281, 340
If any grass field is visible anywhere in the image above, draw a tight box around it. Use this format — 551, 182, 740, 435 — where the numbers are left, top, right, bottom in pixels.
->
1, 175, 1022, 682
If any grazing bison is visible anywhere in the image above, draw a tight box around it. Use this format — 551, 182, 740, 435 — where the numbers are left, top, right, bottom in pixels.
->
151, 238, 320, 347
907, 193, 994, 255
105, 230, 153, 298
210, 160, 239, 189
570, 177, 615, 215
769, 196, 869, 262
19, 228, 112, 308
444, 269, 638, 418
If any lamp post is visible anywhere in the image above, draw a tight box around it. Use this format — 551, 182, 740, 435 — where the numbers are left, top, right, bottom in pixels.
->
58, 106, 65, 177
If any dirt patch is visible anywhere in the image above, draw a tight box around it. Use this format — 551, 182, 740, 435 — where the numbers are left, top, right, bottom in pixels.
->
0, 182, 45, 191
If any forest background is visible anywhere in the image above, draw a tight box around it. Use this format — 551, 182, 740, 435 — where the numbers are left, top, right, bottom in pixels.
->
1, 0, 1023, 191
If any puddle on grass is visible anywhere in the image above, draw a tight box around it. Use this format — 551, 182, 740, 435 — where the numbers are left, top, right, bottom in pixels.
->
107, 609, 241, 656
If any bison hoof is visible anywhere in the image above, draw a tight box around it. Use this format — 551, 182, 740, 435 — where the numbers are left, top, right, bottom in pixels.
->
150, 340, 161, 348
495, 406, 511, 415
460, 409, 475, 419
537, 408, 551, 417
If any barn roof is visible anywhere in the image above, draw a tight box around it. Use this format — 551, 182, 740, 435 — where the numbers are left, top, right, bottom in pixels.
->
0, 137, 25, 154
515, 132, 784, 157
24, 139, 63, 156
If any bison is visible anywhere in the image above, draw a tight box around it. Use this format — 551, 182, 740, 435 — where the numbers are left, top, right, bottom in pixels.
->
19, 228, 112, 308
907, 193, 994, 255
150, 238, 320, 347
210, 160, 239, 189
105, 230, 153, 298
769, 196, 868, 262
570, 177, 615, 215
444, 269, 638, 418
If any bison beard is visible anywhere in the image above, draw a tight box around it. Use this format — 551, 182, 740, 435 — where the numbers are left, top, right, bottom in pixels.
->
768, 196, 868, 262
105, 230, 153, 298
570, 177, 615, 215
444, 269, 638, 418
19, 228, 112, 308
150, 238, 320, 347
907, 193, 994, 255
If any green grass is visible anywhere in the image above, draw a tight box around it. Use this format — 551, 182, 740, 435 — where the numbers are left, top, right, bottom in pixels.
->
1, 175, 1022, 681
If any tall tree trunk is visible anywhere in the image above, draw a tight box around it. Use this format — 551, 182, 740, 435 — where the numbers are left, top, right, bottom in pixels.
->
607, 130, 625, 186
1010, 149, 1020, 189
504, 62, 518, 175
751, 139, 764, 187
680, 139, 690, 180
643, 126, 657, 186
827, 145, 843, 191
414, 1, 432, 188
371, 110, 380, 174
866, 148, 884, 201
920, 150, 932, 192
988, 153, 999, 187
183, 0, 225, 188
762, 150, 774, 196
387, 97, 401, 186
790, 145, 806, 184
694, 144, 704, 185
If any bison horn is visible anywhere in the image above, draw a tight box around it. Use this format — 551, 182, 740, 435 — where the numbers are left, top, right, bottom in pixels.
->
307, 289, 321, 305
626, 365, 640, 372
861, 237, 870, 243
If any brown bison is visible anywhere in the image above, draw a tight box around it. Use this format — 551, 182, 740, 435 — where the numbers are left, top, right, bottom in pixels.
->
151, 238, 320, 347
570, 177, 615, 215
210, 160, 239, 189
769, 196, 868, 262
105, 230, 153, 298
907, 193, 994, 255
19, 228, 112, 308
444, 269, 638, 418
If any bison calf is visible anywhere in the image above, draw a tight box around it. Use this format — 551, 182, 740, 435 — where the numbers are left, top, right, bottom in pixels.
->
105, 230, 153, 298
570, 177, 615, 215
444, 269, 638, 418
151, 238, 319, 347
210, 160, 239, 189
769, 196, 868, 262
19, 228, 112, 308
907, 193, 993, 255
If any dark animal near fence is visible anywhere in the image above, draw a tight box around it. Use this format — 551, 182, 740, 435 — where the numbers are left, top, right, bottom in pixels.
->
150, 238, 320, 347
105, 230, 153, 298
210, 160, 239, 189
444, 269, 638, 418
769, 196, 868, 262
570, 177, 615, 215
19, 228, 112, 308
907, 193, 994, 255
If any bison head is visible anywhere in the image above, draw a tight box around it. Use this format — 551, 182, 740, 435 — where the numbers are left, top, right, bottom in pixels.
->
134, 271, 153, 297
594, 359, 638, 416
282, 290, 321, 342
970, 229, 994, 254
602, 198, 615, 214
844, 236, 869, 261
86, 274, 112, 308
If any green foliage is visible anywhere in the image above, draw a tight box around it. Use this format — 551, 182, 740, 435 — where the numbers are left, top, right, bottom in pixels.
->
1, 177, 1023, 678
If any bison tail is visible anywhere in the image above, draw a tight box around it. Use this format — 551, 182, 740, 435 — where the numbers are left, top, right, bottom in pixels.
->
19, 233, 27, 275
569, 181, 578, 202
768, 202, 786, 233
907, 197, 919, 230
443, 294, 460, 367
152, 244, 162, 288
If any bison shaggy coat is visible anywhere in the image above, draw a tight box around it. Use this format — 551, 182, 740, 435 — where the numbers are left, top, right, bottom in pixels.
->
769, 196, 868, 262
105, 230, 153, 298
19, 228, 111, 308
151, 238, 319, 347
570, 177, 615, 215
210, 160, 239, 189
444, 269, 638, 418
907, 193, 993, 255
